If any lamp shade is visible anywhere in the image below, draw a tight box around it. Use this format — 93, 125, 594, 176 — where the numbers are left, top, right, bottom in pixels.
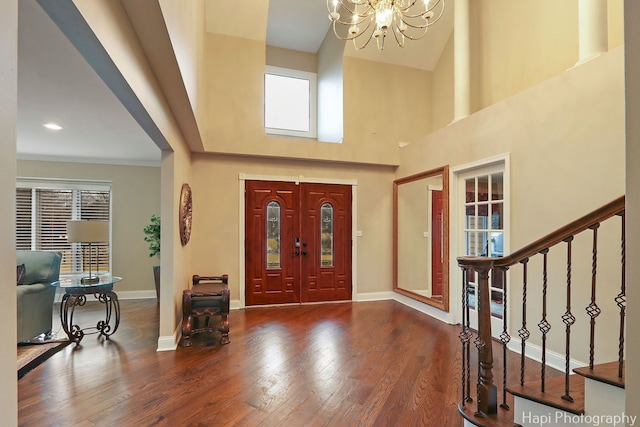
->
66, 220, 109, 243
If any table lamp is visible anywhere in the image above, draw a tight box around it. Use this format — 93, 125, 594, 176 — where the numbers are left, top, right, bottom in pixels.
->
66, 220, 109, 284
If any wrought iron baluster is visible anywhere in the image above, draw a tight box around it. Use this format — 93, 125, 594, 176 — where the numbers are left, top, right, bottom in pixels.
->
586, 224, 601, 369
538, 249, 551, 392
562, 236, 575, 403
474, 332, 486, 417
465, 270, 472, 402
499, 266, 511, 410
616, 212, 626, 379
518, 258, 530, 386
459, 268, 472, 406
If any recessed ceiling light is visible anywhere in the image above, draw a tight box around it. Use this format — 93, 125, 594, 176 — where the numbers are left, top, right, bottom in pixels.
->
43, 123, 63, 130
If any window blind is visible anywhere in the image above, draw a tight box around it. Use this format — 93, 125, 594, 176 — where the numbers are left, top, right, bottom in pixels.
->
16, 180, 112, 275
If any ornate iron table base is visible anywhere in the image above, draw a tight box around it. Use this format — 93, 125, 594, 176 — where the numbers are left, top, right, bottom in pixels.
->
59, 285, 120, 344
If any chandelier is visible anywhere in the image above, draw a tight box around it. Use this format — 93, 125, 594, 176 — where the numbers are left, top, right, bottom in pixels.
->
327, 0, 445, 51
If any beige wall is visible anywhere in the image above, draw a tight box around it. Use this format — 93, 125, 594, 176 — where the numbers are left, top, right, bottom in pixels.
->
72, 0, 194, 344
266, 45, 317, 72
159, 0, 204, 116
189, 154, 395, 301
466, 0, 623, 115
608, 0, 624, 50
16, 161, 161, 295
343, 58, 431, 155
199, 33, 436, 166
398, 47, 625, 363
431, 34, 455, 130
469, 0, 578, 111
1, 0, 18, 423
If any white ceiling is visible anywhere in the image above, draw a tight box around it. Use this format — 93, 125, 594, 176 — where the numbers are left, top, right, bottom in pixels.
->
17, 0, 453, 166
17, 0, 162, 166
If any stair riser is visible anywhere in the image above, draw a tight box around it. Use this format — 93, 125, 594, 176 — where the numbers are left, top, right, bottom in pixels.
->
584, 378, 625, 417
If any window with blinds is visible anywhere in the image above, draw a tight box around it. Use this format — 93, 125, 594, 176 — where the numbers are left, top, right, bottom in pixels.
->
16, 179, 112, 275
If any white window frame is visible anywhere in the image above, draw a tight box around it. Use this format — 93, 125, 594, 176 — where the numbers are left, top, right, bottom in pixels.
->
16, 177, 113, 277
264, 66, 317, 139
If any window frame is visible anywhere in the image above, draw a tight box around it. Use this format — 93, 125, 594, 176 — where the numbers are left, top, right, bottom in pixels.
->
15, 177, 113, 277
264, 66, 317, 139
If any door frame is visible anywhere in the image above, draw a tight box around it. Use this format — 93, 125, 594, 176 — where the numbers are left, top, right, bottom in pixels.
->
238, 173, 358, 308
450, 154, 510, 330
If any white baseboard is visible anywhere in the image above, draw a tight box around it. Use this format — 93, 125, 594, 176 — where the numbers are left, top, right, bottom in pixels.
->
355, 291, 394, 302
392, 292, 456, 324
157, 324, 180, 352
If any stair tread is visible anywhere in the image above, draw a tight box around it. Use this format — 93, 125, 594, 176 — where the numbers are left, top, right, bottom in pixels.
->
458, 402, 521, 427
573, 361, 625, 389
506, 375, 584, 415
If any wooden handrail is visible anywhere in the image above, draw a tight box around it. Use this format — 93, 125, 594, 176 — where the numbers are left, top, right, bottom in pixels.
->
458, 195, 625, 269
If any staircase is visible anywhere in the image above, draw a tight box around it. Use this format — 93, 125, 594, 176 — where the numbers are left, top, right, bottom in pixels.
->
457, 197, 627, 427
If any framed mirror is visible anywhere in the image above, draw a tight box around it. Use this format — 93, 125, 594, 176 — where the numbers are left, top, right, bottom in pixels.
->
393, 165, 449, 311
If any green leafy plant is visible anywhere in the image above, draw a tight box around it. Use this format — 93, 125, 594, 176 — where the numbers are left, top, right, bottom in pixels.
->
143, 214, 161, 258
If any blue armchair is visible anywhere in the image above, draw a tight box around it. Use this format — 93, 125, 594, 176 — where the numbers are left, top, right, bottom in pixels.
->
16, 250, 61, 343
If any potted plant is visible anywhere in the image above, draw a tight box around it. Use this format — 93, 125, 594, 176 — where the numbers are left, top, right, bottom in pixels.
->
144, 214, 161, 300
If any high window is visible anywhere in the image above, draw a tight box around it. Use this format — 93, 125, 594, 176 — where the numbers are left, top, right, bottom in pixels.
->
264, 66, 317, 139
15, 178, 112, 276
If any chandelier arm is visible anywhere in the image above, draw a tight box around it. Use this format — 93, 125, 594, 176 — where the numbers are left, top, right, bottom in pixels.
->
397, 26, 428, 41
328, 2, 375, 27
401, 0, 444, 14
328, 0, 356, 16
353, 27, 376, 50
391, 25, 406, 48
394, 0, 420, 13
401, 2, 446, 26
332, 18, 375, 41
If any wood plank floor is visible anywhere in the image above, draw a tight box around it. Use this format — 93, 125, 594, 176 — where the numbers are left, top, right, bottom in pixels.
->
17, 299, 550, 427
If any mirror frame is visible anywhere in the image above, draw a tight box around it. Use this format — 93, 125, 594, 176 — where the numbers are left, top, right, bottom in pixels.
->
393, 165, 450, 312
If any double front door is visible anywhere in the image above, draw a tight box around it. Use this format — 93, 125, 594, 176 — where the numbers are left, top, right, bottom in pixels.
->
245, 180, 352, 305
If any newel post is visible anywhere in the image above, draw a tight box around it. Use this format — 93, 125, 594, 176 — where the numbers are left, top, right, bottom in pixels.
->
458, 256, 498, 416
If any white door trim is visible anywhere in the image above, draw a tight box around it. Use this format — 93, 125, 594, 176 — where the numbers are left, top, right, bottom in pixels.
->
450, 153, 511, 327
238, 174, 358, 308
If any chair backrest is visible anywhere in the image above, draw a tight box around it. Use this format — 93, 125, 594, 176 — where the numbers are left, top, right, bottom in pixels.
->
192, 274, 228, 286
16, 250, 62, 285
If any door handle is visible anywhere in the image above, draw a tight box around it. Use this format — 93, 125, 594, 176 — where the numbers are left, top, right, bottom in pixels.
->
295, 251, 300, 256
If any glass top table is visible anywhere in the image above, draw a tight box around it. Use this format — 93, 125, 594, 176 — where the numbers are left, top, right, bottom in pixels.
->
51, 275, 122, 344
52, 275, 122, 293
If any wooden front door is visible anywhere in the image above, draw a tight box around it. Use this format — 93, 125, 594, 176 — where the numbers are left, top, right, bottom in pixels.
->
245, 181, 352, 305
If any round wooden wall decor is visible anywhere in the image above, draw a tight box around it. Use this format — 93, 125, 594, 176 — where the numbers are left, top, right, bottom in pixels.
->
179, 183, 192, 246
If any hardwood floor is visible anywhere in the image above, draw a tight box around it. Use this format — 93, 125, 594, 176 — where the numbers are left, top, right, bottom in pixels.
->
18, 299, 531, 427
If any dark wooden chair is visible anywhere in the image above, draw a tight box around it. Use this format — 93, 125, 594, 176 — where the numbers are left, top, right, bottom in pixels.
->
181, 274, 230, 347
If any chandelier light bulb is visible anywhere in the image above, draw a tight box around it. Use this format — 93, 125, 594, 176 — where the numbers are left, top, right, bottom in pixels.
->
375, 5, 393, 31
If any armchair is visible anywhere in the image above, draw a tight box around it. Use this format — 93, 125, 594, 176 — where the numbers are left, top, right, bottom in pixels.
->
16, 250, 62, 342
